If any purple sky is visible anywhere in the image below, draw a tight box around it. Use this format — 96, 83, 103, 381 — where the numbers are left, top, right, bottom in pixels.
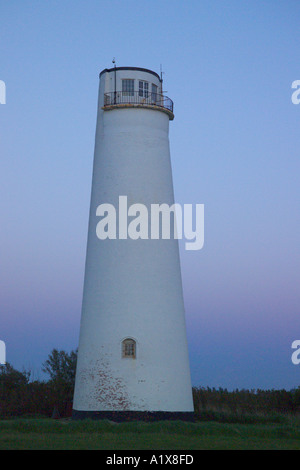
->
1, 0, 300, 390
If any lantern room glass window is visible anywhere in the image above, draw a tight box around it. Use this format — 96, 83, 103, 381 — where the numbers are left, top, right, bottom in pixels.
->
151, 84, 158, 103
122, 79, 134, 96
139, 81, 149, 98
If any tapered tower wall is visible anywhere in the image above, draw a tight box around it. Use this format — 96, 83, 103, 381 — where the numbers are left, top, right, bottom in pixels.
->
72, 67, 194, 420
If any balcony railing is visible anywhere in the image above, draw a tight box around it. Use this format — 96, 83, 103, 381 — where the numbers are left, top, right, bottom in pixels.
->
103, 91, 174, 114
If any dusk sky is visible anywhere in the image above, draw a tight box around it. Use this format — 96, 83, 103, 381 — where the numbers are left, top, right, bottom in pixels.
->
1, 0, 300, 390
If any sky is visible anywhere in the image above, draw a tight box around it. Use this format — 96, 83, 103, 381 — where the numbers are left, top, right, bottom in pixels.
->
1, 0, 300, 390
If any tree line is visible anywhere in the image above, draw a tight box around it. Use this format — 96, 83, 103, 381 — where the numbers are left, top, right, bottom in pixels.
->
0, 349, 77, 418
0, 349, 299, 419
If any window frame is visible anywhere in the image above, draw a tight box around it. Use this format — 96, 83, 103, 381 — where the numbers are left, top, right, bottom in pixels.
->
122, 338, 137, 359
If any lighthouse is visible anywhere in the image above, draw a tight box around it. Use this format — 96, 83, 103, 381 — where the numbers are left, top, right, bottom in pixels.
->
72, 66, 194, 421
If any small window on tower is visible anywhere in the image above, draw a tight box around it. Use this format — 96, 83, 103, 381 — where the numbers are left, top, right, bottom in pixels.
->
122, 338, 136, 358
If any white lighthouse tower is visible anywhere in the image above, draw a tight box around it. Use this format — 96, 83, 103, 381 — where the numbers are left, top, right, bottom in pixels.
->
72, 66, 194, 420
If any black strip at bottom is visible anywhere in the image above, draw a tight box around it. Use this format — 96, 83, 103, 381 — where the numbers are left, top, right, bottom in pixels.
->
72, 409, 195, 422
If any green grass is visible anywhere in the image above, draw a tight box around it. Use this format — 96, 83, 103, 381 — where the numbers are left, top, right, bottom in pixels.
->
0, 417, 300, 449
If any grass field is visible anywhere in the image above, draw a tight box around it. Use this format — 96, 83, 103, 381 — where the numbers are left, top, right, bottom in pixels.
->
0, 417, 300, 450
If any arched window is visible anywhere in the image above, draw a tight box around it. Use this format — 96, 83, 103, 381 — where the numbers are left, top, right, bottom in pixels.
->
122, 338, 136, 359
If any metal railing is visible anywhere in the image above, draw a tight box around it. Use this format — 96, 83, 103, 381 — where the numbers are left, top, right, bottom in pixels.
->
103, 91, 174, 114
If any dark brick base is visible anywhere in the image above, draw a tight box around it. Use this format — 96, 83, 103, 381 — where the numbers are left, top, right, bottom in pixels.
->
72, 409, 195, 422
